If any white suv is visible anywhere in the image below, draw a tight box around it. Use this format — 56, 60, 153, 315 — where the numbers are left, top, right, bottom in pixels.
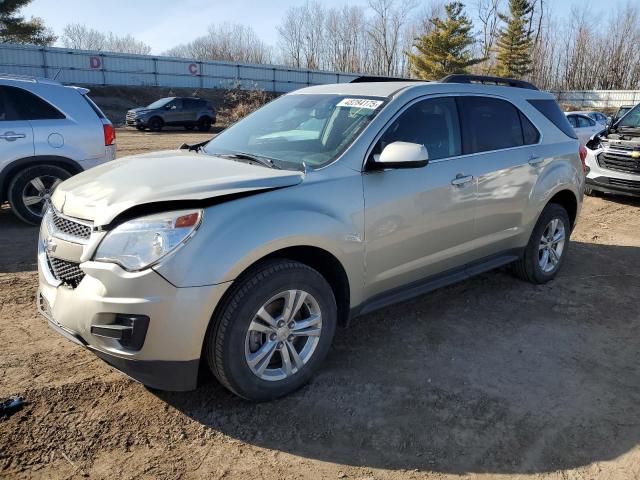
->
0, 74, 116, 224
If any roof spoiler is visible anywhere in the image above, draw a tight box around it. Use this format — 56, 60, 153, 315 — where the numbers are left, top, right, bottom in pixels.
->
440, 74, 539, 90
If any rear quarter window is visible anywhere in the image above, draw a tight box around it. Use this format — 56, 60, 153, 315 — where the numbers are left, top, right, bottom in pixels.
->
82, 94, 106, 119
528, 99, 577, 139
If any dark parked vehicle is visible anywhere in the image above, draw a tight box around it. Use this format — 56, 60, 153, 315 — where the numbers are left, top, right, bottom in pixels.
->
126, 97, 216, 132
611, 104, 635, 124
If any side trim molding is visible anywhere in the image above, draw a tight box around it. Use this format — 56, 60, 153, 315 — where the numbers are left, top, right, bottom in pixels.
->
350, 249, 522, 320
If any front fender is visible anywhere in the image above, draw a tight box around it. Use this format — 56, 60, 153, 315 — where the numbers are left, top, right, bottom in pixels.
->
154, 171, 365, 303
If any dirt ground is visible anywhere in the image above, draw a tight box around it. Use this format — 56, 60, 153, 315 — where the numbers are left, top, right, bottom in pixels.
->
1, 129, 639, 480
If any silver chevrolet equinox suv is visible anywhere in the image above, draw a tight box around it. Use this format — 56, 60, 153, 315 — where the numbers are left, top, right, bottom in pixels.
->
0, 74, 116, 224
37, 75, 584, 401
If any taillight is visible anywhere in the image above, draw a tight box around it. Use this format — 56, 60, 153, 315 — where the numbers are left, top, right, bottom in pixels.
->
579, 145, 587, 174
103, 123, 116, 146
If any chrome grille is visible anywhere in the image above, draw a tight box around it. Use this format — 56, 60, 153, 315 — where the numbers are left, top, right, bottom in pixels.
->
51, 209, 92, 240
597, 148, 640, 174
47, 254, 85, 288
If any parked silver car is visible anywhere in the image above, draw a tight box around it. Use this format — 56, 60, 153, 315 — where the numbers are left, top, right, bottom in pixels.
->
0, 74, 115, 224
37, 75, 584, 401
565, 111, 604, 146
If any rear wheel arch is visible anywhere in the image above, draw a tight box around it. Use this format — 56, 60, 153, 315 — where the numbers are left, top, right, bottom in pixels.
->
0, 156, 82, 202
547, 189, 578, 230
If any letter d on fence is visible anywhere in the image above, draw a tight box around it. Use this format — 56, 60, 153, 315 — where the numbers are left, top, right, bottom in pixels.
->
89, 56, 101, 69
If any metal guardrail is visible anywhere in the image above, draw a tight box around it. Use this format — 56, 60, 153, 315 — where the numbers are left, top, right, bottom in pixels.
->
0, 43, 361, 93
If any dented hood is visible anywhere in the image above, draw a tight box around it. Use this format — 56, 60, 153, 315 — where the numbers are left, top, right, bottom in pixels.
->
52, 150, 304, 225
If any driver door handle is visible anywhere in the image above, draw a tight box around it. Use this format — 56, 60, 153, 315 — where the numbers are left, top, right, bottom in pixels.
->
0, 131, 26, 141
451, 174, 474, 186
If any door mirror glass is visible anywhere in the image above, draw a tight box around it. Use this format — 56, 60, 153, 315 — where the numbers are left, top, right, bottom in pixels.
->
375, 141, 429, 169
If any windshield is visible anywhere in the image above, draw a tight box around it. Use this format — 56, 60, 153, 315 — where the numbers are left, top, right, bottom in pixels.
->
203, 94, 385, 168
146, 98, 173, 109
617, 104, 640, 129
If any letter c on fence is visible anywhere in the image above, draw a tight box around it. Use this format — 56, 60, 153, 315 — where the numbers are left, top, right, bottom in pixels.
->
89, 56, 101, 69
188, 63, 198, 75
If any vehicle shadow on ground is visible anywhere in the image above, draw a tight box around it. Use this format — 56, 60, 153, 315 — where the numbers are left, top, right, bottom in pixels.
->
0, 206, 38, 273
157, 240, 640, 475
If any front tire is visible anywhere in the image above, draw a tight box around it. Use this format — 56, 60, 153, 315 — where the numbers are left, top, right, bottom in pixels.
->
513, 203, 571, 284
197, 117, 211, 132
8, 165, 72, 224
148, 117, 163, 132
206, 260, 337, 401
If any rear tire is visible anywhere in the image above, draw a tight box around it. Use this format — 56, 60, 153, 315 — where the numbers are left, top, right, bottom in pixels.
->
205, 259, 337, 401
197, 117, 211, 132
513, 203, 571, 284
8, 165, 72, 224
148, 117, 163, 132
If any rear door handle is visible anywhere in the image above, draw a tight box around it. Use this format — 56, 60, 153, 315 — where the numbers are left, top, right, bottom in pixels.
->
528, 155, 544, 166
451, 174, 474, 186
0, 132, 26, 141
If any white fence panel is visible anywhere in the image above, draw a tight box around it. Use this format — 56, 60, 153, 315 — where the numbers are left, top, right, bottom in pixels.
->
554, 90, 640, 108
0, 43, 367, 93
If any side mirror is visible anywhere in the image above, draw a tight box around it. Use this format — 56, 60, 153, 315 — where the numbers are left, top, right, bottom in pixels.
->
374, 141, 429, 169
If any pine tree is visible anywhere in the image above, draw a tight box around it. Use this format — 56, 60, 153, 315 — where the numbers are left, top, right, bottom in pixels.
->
0, 0, 56, 45
407, 2, 483, 80
494, 0, 533, 78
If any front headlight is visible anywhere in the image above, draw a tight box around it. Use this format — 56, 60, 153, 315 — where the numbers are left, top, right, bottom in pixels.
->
94, 210, 202, 271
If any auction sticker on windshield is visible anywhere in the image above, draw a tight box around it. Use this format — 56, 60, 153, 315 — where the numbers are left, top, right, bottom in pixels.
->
336, 98, 384, 109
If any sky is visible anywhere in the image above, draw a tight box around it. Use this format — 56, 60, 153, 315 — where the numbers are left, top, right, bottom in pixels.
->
22, 0, 632, 55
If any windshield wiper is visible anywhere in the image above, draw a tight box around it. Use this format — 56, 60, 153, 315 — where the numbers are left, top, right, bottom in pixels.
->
215, 152, 280, 169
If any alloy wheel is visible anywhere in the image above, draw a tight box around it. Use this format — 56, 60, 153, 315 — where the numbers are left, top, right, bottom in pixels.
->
21, 175, 62, 217
538, 218, 566, 273
245, 289, 322, 382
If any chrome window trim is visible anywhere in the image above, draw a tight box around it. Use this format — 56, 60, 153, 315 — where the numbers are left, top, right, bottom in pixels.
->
363, 92, 544, 169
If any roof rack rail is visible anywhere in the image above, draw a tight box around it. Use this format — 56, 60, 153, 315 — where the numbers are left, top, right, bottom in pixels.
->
350, 75, 418, 83
440, 74, 539, 91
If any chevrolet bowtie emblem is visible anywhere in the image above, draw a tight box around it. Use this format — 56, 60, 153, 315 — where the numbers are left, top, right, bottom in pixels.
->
630, 151, 640, 159
44, 237, 57, 254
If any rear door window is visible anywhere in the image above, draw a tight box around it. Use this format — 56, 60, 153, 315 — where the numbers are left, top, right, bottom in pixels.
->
375, 96, 461, 161
578, 116, 594, 128
3, 86, 65, 120
459, 96, 524, 153
528, 99, 578, 139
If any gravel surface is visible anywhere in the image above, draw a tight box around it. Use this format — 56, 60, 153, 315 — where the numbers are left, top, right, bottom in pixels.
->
1, 129, 639, 479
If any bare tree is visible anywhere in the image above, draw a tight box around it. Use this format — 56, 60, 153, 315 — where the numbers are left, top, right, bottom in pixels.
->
163, 23, 271, 64
366, 0, 417, 76
474, 0, 502, 74
61, 24, 150, 54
